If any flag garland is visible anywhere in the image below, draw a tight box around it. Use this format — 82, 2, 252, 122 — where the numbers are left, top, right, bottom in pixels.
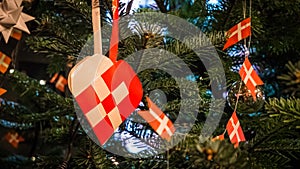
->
215, 16, 263, 148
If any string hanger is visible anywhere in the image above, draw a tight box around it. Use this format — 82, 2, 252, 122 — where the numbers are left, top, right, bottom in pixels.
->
242, 0, 252, 53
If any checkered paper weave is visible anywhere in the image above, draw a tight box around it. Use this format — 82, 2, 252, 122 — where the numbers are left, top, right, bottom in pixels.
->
69, 55, 143, 145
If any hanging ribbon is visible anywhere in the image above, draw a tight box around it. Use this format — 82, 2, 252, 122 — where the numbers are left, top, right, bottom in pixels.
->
109, 0, 119, 62
92, 0, 102, 55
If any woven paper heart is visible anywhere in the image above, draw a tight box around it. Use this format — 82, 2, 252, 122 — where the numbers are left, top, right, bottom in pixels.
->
68, 54, 143, 145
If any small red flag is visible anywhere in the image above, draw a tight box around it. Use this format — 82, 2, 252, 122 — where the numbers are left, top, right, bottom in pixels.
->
0, 51, 11, 74
239, 57, 264, 101
138, 97, 176, 141
55, 75, 67, 92
0, 88, 7, 96
70, 56, 143, 145
226, 111, 246, 148
50, 73, 67, 92
5, 132, 25, 148
223, 18, 251, 50
10, 29, 22, 40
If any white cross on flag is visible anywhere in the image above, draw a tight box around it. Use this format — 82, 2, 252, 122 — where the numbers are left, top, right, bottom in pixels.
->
5, 132, 25, 148
138, 97, 175, 141
239, 57, 264, 101
0, 51, 11, 74
55, 75, 67, 92
223, 18, 251, 50
226, 111, 246, 148
68, 54, 143, 145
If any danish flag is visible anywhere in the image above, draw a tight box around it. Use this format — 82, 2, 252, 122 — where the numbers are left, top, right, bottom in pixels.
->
239, 57, 263, 101
223, 18, 251, 50
5, 132, 25, 148
50, 73, 68, 92
11, 29, 22, 40
0, 88, 7, 96
138, 97, 175, 141
226, 111, 246, 148
0, 51, 11, 74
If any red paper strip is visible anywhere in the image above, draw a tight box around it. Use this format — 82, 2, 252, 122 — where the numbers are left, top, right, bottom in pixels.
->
109, 0, 119, 62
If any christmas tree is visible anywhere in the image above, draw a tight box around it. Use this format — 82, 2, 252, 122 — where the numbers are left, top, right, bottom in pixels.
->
0, 0, 299, 168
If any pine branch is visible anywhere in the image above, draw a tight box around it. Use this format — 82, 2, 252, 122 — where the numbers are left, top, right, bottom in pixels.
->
277, 60, 300, 97
265, 97, 300, 128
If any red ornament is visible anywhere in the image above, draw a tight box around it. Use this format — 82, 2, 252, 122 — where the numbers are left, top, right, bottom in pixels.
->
68, 54, 143, 145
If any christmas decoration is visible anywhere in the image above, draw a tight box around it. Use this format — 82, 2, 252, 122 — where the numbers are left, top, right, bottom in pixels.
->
223, 18, 251, 50
0, 0, 34, 43
68, 0, 143, 145
138, 97, 175, 141
50, 73, 67, 92
109, 0, 119, 62
239, 56, 264, 100
69, 54, 143, 145
211, 133, 225, 142
227, 81, 265, 113
10, 29, 22, 40
5, 131, 24, 148
0, 51, 11, 73
55, 75, 67, 92
0, 87, 7, 96
226, 111, 246, 148
49, 73, 59, 83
